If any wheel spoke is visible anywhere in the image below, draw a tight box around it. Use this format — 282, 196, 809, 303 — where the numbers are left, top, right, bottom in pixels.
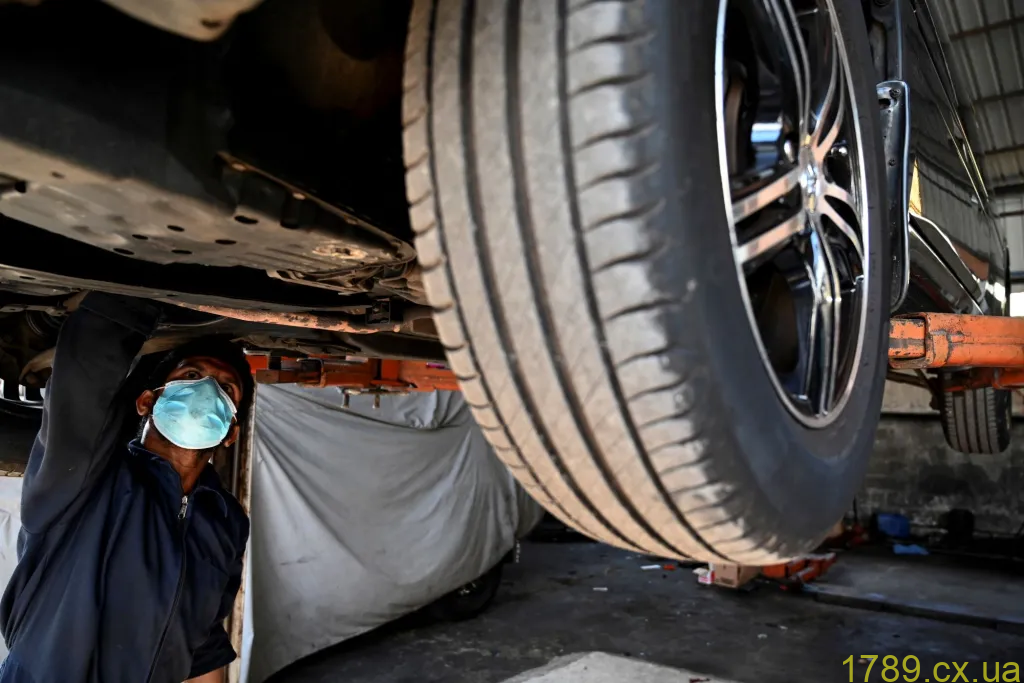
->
813, 52, 845, 161
819, 193, 863, 261
735, 210, 807, 264
732, 166, 802, 222
822, 179, 855, 211
812, 40, 838, 144
780, 0, 812, 133
765, 0, 810, 135
803, 221, 843, 414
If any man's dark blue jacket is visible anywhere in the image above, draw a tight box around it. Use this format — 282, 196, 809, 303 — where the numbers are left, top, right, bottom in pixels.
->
0, 293, 250, 682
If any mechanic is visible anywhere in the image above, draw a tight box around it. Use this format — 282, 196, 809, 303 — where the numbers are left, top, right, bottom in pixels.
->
0, 293, 253, 683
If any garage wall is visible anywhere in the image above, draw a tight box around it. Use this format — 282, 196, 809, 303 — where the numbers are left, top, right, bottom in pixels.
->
859, 382, 1024, 535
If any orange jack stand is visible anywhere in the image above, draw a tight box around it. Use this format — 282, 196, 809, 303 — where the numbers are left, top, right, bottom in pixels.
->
889, 313, 1024, 390
247, 355, 460, 393
761, 553, 838, 585
700, 553, 838, 590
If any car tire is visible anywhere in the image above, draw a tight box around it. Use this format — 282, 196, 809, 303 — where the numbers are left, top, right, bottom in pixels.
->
426, 563, 503, 622
403, 0, 888, 563
941, 384, 1011, 454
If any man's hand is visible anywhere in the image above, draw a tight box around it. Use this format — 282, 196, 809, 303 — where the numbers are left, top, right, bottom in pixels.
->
186, 668, 225, 683
62, 291, 88, 313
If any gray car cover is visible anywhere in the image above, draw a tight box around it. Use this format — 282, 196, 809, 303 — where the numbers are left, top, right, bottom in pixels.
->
242, 386, 544, 683
0, 477, 21, 661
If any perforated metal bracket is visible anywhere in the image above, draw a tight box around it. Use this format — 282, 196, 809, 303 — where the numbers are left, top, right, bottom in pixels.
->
878, 80, 911, 312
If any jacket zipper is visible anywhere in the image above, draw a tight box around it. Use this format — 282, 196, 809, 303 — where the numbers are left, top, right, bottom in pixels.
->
144, 494, 190, 683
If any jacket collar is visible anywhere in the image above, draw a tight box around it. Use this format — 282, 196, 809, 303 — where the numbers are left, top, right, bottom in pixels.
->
127, 440, 230, 517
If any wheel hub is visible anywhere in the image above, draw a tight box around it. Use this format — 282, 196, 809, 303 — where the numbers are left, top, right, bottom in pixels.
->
799, 145, 821, 213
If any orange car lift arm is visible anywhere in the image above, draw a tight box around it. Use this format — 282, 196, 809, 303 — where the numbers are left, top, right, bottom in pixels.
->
889, 313, 1024, 390
248, 355, 460, 393
249, 312, 1024, 394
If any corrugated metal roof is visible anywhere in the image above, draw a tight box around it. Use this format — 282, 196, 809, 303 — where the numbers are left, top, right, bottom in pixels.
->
929, 0, 1024, 197
928, 0, 1024, 270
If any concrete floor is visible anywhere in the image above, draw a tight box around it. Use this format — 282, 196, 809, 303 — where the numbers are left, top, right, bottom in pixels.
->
809, 551, 1024, 631
269, 541, 1024, 683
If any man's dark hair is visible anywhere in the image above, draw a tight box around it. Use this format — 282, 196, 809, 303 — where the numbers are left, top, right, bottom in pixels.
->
145, 337, 255, 425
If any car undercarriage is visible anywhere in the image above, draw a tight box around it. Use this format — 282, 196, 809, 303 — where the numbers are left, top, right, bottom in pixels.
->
0, 0, 433, 388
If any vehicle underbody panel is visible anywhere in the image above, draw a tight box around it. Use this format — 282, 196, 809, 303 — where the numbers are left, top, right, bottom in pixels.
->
101, 0, 265, 41
0, 146, 415, 281
0, 0, 434, 383
0, 0, 416, 300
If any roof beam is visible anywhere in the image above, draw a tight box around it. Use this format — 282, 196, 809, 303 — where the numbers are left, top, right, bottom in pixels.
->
984, 142, 1024, 158
975, 88, 1024, 105
995, 183, 1024, 197
950, 16, 1024, 41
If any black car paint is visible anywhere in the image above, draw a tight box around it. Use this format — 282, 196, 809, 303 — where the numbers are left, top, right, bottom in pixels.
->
881, 0, 1010, 318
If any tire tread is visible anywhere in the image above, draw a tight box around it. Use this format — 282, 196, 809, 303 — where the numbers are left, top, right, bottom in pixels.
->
941, 383, 1010, 455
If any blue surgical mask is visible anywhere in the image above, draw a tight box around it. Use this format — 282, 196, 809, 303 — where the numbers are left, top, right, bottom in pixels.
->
151, 376, 238, 450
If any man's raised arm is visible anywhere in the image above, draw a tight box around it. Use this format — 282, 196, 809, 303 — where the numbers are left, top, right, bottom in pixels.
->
186, 669, 225, 683
21, 292, 161, 533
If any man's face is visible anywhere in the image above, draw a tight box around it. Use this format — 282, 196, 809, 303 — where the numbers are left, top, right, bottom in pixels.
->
163, 356, 244, 410
136, 355, 245, 452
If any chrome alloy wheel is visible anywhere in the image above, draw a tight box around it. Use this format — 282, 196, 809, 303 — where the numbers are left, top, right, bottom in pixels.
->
716, 0, 870, 428
0, 378, 44, 417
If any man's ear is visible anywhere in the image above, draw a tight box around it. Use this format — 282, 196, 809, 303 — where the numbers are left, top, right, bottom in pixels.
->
137, 389, 157, 417
222, 421, 240, 448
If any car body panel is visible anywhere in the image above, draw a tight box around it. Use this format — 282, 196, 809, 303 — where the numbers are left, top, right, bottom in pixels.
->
893, 0, 1009, 317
